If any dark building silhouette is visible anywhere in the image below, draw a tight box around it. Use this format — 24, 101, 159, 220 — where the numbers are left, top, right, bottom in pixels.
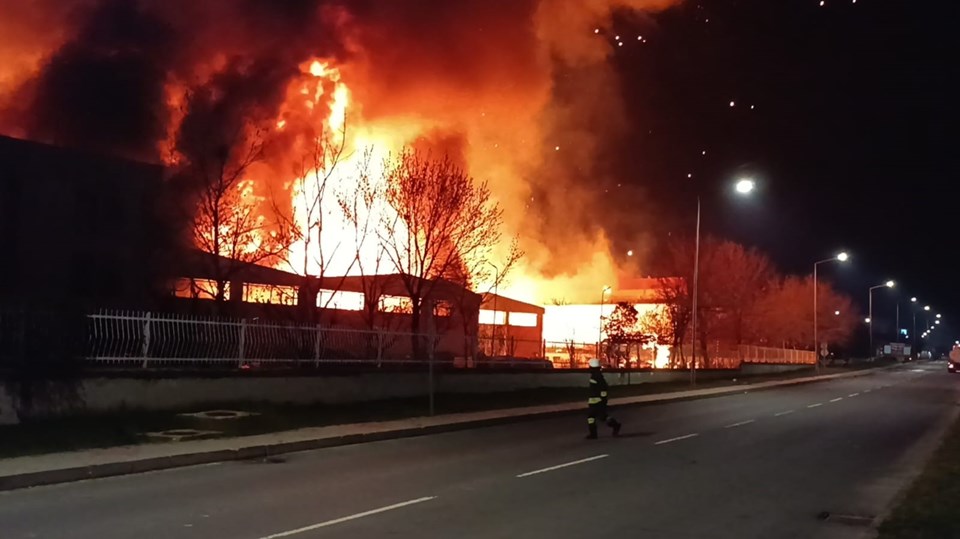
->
0, 135, 178, 308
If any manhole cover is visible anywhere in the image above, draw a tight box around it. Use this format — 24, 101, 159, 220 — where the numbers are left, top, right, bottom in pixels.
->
818, 512, 874, 527
179, 410, 258, 420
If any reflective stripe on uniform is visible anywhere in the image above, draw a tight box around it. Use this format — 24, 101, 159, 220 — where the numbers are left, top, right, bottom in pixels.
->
590, 379, 598, 384
587, 417, 596, 424
588, 397, 602, 404
600, 391, 608, 398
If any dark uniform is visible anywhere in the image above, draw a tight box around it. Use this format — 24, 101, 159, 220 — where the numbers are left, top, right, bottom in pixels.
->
587, 364, 622, 439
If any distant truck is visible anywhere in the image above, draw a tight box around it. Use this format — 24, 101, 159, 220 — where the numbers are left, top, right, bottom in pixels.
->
882, 343, 912, 361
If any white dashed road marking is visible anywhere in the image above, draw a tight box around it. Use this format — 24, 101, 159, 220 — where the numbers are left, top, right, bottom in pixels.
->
258, 497, 437, 538
724, 419, 756, 429
848, 393, 860, 397
655, 433, 700, 445
516, 455, 609, 478
808, 403, 823, 408
774, 410, 795, 417
830, 397, 843, 403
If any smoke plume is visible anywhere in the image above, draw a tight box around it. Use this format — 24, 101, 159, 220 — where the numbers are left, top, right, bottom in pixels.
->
0, 0, 678, 303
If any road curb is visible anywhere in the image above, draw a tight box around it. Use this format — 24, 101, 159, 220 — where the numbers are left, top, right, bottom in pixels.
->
0, 366, 890, 492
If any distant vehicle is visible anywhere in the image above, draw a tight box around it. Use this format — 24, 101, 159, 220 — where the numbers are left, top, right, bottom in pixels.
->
948, 346, 960, 374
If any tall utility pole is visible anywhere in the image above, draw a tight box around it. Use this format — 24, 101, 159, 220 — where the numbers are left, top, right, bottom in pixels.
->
895, 303, 900, 342
691, 197, 701, 385
868, 280, 895, 356
689, 178, 755, 386
599, 286, 611, 364
485, 260, 499, 357
813, 252, 849, 373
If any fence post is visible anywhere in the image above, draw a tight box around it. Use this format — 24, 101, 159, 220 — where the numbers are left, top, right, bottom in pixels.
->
377, 330, 384, 368
141, 312, 152, 369
238, 318, 247, 368
314, 324, 322, 369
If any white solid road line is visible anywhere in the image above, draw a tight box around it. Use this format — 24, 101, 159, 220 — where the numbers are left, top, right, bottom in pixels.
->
654, 433, 700, 445
258, 497, 437, 538
829, 397, 843, 403
807, 403, 823, 408
848, 393, 860, 397
724, 419, 756, 429
516, 455, 609, 478
774, 410, 795, 417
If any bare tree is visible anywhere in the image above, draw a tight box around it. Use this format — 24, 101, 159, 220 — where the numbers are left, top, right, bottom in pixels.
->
638, 302, 680, 367
755, 275, 859, 351
185, 124, 288, 303
379, 150, 509, 358
453, 239, 523, 361
603, 302, 651, 366
271, 123, 351, 321
699, 239, 776, 365
660, 236, 775, 367
338, 149, 397, 331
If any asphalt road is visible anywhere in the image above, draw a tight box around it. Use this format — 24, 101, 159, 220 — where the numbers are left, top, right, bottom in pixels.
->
1, 362, 956, 539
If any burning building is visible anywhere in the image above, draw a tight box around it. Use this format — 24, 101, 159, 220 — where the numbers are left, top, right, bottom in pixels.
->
0, 0, 680, 309
543, 276, 679, 368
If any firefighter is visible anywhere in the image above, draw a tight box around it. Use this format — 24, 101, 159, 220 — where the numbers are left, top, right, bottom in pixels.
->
586, 358, 621, 439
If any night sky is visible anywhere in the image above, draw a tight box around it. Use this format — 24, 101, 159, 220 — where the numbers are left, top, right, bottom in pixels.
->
609, 0, 955, 346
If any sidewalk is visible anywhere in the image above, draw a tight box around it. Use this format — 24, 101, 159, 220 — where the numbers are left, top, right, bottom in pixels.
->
0, 367, 883, 491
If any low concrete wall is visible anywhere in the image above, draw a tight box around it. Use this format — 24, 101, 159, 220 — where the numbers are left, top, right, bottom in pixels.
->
740, 363, 815, 375
6, 364, 811, 419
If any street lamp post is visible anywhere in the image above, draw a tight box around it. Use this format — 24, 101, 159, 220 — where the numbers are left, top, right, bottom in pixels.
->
690, 178, 755, 386
868, 280, 895, 356
599, 286, 611, 364
485, 260, 499, 357
895, 303, 900, 343
911, 297, 918, 355
690, 196, 702, 385
813, 252, 849, 373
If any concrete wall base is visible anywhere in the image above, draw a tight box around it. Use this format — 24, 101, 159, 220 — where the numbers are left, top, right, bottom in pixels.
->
7, 364, 812, 419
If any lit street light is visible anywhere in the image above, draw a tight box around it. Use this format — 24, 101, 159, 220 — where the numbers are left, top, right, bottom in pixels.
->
734, 178, 756, 194
865, 317, 872, 324
937, 313, 942, 319
868, 280, 895, 356
689, 177, 755, 385
814, 251, 849, 373
925, 305, 931, 311
834, 310, 841, 316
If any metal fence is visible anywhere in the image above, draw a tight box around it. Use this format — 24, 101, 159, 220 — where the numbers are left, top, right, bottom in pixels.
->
740, 344, 816, 365
86, 310, 462, 368
2, 309, 818, 370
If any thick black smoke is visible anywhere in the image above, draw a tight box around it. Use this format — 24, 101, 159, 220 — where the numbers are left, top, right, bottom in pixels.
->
10, 0, 342, 163
22, 1, 174, 161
